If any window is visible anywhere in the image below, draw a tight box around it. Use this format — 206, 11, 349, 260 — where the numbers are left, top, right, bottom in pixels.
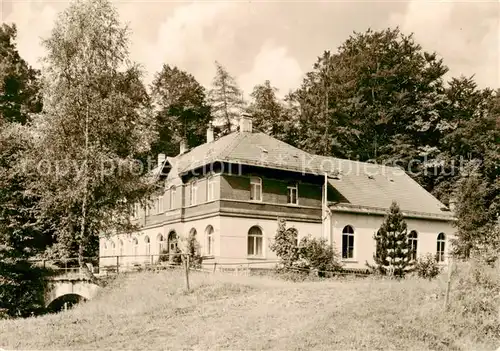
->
156, 196, 163, 214
287, 184, 298, 205
206, 225, 215, 256
157, 234, 165, 256
168, 231, 178, 253
342, 225, 355, 259
436, 232, 446, 262
247, 226, 263, 257
408, 230, 418, 261
144, 236, 150, 256
119, 239, 124, 257
190, 181, 198, 206
111, 241, 116, 256
132, 237, 138, 256
169, 186, 176, 210
250, 177, 262, 201
207, 177, 216, 201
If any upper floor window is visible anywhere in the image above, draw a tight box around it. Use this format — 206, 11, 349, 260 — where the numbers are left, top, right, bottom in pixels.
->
169, 186, 176, 210
250, 177, 262, 201
131, 204, 137, 219
408, 230, 418, 261
248, 226, 263, 257
436, 232, 446, 262
287, 184, 298, 205
207, 176, 216, 201
190, 181, 198, 206
156, 196, 163, 214
342, 225, 355, 259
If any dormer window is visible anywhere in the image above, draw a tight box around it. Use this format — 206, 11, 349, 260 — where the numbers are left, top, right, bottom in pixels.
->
250, 177, 262, 201
287, 184, 298, 205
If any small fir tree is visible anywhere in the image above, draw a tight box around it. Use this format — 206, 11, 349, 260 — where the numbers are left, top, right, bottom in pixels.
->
370, 201, 412, 278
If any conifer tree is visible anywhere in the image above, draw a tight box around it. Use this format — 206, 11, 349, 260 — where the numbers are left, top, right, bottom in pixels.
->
371, 201, 412, 278
248, 80, 284, 135
208, 61, 244, 135
150, 64, 211, 156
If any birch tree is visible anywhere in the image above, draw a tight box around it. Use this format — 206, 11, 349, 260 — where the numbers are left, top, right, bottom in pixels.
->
29, 0, 156, 278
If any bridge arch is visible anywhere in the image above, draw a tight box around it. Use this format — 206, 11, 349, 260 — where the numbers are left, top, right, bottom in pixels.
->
46, 294, 87, 312
45, 279, 101, 308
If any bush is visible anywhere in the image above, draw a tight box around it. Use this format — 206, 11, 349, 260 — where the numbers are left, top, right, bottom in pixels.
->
298, 235, 342, 277
269, 218, 299, 270
184, 231, 202, 269
449, 259, 500, 343
0, 260, 50, 317
414, 253, 441, 280
270, 219, 342, 277
158, 248, 182, 265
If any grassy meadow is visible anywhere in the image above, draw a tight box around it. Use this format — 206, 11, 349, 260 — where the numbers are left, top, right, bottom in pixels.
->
1, 267, 498, 350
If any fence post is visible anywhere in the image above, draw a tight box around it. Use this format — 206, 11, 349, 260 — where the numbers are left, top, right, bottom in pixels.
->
184, 254, 190, 291
213, 262, 217, 273
444, 258, 454, 311
116, 255, 119, 274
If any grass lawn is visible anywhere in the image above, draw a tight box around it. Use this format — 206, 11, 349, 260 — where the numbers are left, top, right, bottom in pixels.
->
0, 270, 497, 350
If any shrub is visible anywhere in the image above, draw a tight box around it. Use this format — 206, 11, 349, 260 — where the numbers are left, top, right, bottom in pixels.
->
298, 235, 342, 277
414, 253, 441, 280
184, 231, 202, 269
270, 219, 342, 277
158, 248, 182, 265
0, 260, 50, 317
269, 218, 299, 270
449, 259, 500, 342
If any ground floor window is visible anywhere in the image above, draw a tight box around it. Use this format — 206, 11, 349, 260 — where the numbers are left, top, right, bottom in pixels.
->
342, 225, 354, 259
247, 226, 263, 257
408, 230, 418, 261
436, 232, 446, 262
206, 225, 215, 256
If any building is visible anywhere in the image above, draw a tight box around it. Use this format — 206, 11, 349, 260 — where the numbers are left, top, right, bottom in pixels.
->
99, 115, 455, 270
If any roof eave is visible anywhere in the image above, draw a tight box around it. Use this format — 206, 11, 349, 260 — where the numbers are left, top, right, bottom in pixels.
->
329, 203, 456, 222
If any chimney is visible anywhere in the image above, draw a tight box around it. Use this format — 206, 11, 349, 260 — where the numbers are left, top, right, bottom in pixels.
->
179, 139, 187, 155
206, 122, 214, 143
239, 113, 253, 133
449, 198, 456, 213
157, 153, 166, 168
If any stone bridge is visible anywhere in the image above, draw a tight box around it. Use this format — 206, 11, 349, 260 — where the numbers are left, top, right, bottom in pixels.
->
45, 275, 102, 310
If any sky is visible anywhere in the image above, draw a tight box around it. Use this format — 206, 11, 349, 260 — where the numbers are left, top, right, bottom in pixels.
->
2, 0, 499, 98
